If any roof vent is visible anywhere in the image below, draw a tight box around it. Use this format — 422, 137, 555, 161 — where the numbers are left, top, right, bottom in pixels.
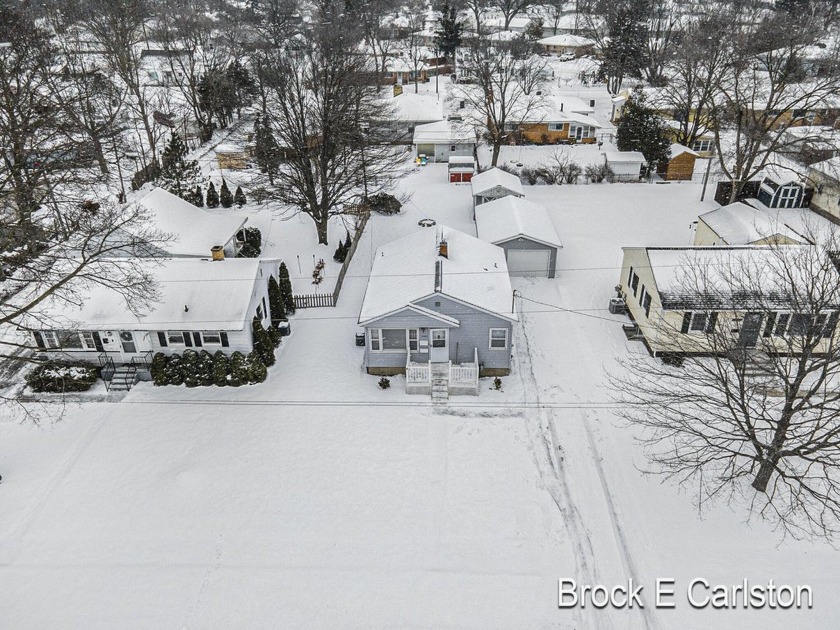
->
211, 245, 225, 261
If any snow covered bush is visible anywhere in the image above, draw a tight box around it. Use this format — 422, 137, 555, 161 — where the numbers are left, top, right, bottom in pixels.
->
247, 351, 267, 383
252, 318, 276, 366
212, 351, 229, 387
25, 361, 100, 393
206, 181, 220, 208
585, 163, 613, 183
164, 353, 184, 386
220, 179, 234, 208
237, 227, 262, 258
366, 193, 401, 215
181, 350, 201, 387
150, 352, 169, 386
197, 350, 215, 386
268, 275, 286, 325
279, 262, 295, 314
378, 376, 390, 389
234, 185, 247, 207
227, 352, 249, 387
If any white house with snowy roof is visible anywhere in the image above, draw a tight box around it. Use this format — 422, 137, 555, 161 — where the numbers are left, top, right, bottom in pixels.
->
132, 187, 248, 258
28, 257, 283, 381
474, 196, 562, 277
412, 120, 476, 163
358, 226, 516, 396
619, 245, 840, 356
694, 202, 806, 246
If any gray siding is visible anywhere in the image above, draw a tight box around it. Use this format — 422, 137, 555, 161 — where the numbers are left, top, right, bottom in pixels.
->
363, 294, 513, 370
496, 237, 557, 278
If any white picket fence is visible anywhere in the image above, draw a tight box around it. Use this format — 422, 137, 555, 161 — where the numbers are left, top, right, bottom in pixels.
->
449, 348, 479, 385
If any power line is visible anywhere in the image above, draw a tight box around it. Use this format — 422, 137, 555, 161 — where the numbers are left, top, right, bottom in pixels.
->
114, 398, 621, 409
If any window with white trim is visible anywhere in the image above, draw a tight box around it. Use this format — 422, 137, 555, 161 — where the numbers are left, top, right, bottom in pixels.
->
489, 328, 508, 349
167, 331, 186, 344
58, 330, 83, 349
408, 329, 419, 351
548, 122, 566, 131
370, 328, 408, 352
42, 331, 60, 349
80, 332, 97, 350
681, 311, 717, 334
202, 332, 222, 344
692, 139, 713, 153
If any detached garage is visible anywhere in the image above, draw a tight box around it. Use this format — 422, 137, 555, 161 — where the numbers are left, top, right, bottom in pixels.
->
474, 196, 562, 278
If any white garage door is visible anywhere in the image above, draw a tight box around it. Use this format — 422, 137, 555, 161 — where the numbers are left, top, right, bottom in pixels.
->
506, 248, 551, 277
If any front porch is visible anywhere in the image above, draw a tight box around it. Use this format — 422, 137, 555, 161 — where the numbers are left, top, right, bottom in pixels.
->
406, 348, 480, 400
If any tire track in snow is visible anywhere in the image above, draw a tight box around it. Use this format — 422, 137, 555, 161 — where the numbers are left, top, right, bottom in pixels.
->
514, 314, 613, 630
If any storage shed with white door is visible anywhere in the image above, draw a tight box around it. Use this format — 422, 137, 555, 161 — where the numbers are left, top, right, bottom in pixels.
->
474, 196, 562, 277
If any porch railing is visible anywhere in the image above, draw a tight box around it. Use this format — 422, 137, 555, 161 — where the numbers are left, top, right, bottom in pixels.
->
449, 348, 479, 385
406, 357, 432, 384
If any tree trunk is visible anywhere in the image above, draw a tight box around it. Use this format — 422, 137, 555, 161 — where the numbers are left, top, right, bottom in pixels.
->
491, 142, 501, 167
93, 138, 109, 175
752, 456, 777, 493
315, 216, 329, 245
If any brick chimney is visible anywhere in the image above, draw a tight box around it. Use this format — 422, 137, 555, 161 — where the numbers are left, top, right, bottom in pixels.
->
211, 245, 225, 261
438, 239, 448, 258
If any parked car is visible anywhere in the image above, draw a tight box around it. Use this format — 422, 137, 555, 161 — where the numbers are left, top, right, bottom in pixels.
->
558, 52, 575, 61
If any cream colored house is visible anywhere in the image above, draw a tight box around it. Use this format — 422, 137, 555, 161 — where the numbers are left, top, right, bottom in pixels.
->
619, 246, 840, 356
694, 202, 806, 246
808, 156, 840, 221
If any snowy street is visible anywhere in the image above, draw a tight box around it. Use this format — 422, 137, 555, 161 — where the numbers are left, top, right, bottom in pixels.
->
2, 166, 838, 628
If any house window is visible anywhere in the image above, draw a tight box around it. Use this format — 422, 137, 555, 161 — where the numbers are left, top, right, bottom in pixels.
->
202, 332, 222, 345
643, 294, 652, 318
58, 330, 83, 349
408, 329, 419, 351
788, 313, 812, 335
776, 186, 800, 208
692, 139, 713, 153
370, 328, 408, 352
681, 311, 717, 334
80, 332, 97, 350
256, 304, 264, 319
41, 331, 60, 349
631, 273, 639, 297
774, 313, 791, 335
489, 328, 508, 349
167, 331, 186, 344
548, 122, 566, 131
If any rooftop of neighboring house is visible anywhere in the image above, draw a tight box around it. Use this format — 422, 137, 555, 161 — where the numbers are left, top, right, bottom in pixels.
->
23, 257, 280, 331
604, 150, 646, 163
809, 155, 840, 181
669, 143, 698, 159
381, 86, 445, 123
412, 120, 475, 145
537, 34, 597, 47
474, 196, 562, 249
358, 225, 516, 324
138, 187, 248, 257
631, 245, 836, 309
698, 202, 804, 245
470, 167, 525, 197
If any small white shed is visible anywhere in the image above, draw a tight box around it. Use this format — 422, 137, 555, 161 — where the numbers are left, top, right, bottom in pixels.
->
604, 151, 646, 181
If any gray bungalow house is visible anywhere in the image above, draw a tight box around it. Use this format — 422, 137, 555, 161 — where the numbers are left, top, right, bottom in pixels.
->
358, 226, 517, 397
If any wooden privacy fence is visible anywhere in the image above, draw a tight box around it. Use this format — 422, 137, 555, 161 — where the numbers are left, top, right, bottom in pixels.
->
293, 208, 370, 310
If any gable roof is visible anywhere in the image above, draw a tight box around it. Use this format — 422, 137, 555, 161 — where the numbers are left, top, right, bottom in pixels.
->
24, 258, 279, 331
474, 196, 562, 249
412, 120, 475, 145
604, 150, 646, 163
669, 143, 698, 158
358, 226, 516, 324
810, 155, 840, 182
698, 202, 803, 245
138, 187, 247, 257
470, 168, 525, 197
538, 34, 597, 47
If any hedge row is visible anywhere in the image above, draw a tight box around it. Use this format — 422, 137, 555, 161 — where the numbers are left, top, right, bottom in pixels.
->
26, 361, 100, 393
151, 349, 267, 387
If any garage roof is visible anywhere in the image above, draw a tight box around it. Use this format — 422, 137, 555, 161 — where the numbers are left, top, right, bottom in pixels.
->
474, 196, 562, 249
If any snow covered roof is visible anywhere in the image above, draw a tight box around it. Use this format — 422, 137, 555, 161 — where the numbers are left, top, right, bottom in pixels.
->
538, 34, 596, 47
383, 88, 445, 123
604, 151, 646, 164
139, 187, 247, 257
669, 143, 698, 158
412, 120, 475, 145
470, 168, 525, 197
359, 226, 516, 324
810, 155, 840, 181
214, 142, 244, 154
640, 246, 839, 310
743, 200, 838, 244
474, 196, 562, 249
698, 202, 803, 245
27, 258, 279, 331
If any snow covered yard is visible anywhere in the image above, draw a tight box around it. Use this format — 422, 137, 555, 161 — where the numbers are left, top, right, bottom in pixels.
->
2, 170, 839, 628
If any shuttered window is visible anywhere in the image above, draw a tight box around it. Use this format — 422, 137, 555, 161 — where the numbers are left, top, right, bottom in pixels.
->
157, 331, 168, 347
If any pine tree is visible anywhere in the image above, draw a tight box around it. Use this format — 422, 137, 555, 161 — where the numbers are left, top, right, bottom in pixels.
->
234, 185, 247, 207
158, 133, 202, 203
434, 1, 463, 61
181, 349, 200, 387
252, 317, 276, 367
226, 60, 256, 118
344, 231, 351, 252
220, 179, 234, 208
333, 239, 346, 263
616, 88, 672, 176
151, 352, 169, 386
164, 353, 184, 386
192, 185, 204, 207
228, 351, 249, 386
279, 262, 295, 314
247, 351, 268, 383
253, 114, 281, 185
206, 181, 220, 208
197, 350, 215, 386
212, 350, 229, 386
268, 275, 286, 325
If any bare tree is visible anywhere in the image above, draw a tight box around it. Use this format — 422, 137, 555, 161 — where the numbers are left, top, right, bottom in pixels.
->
613, 236, 840, 539
395, 0, 428, 93
642, 0, 680, 87
347, 0, 401, 82
84, 0, 161, 167
493, 0, 532, 31
451, 37, 546, 166
710, 11, 840, 202
152, 0, 231, 142
256, 2, 401, 244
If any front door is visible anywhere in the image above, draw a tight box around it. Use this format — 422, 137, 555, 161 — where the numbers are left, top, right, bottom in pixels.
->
119, 331, 137, 354
574, 126, 583, 140
430, 329, 448, 362
739, 313, 763, 348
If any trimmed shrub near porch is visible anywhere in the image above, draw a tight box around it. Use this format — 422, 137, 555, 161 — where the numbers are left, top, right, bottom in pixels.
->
25, 361, 100, 393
